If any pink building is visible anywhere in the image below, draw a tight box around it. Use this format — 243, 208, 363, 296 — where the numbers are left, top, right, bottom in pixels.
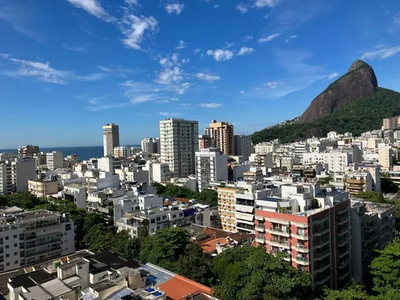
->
254, 184, 351, 289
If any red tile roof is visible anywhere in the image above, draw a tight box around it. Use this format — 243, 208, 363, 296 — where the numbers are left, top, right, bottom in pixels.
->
200, 238, 229, 253
158, 275, 213, 300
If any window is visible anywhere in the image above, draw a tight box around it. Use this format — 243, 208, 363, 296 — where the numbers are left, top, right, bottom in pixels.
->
5, 237, 8, 240
6, 254, 9, 258
172, 214, 176, 218
65, 224, 71, 231
14, 260, 18, 264
14, 252, 17, 256
6, 263, 9, 266
5, 246, 9, 249
162, 216, 167, 220
150, 219, 155, 224
13, 235, 17, 239
156, 217, 160, 221
13, 244, 17, 247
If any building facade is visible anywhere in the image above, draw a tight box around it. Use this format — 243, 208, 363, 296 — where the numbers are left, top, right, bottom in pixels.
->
28, 179, 58, 198
0, 158, 36, 194
217, 186, 238, 232
205, 120, 234, 155
46, 151, 64, 170
141, 138, 154, 154
0, 209, 75, 272
103, 123, 120, 157
195, 148, 228, 192
18, 145, 39, 158
113, 146, 132, 158
234, 134, 253, 160
160, 118, 199, 178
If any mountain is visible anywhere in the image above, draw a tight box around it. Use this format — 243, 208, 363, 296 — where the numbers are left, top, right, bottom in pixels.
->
252, 72, 400, 144
298, 59, 378, 123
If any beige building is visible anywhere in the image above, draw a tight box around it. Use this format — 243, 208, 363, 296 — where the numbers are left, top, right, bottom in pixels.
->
103, 123, 120, 157
345, 172, 373, 197
218, 186, 238, 232
205, 120, 234, 155
383, 116, 400, 130
28, 178, 59, 198
379, 146, 393, 170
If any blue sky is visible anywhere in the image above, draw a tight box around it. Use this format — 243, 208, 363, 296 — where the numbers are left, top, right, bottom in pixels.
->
1, 0, 400, 148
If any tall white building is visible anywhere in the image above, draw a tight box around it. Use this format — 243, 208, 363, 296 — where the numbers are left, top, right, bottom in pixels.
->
378, 146, 393, 170
97, 156, 121, 173
196, 148, 228, 192
0, 158, 36, 194
160, 118, 199, 178
46, 151, 63, 170
103, 123, 120, 157
141, 138, 154, 154
0, 209, 75, 272
234, 135, 254, 160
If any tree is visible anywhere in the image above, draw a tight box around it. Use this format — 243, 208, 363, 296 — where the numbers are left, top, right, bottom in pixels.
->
324, 281, 372, 299
173, 243, 215, 286
140, 228, 191, 269
311, 198, 320, 209
381, 178, 399, 194
212, 246, 312, 300
370, 241, 400, 295
378, 191, 385, 203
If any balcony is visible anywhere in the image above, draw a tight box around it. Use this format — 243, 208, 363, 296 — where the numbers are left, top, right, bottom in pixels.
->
26, 245, 62, 257
295, 256, 309, 265
255, 237, 265, 244
269, 239, 291, 249
338, 260, 349, 270
25, 237, 61, 249
268, 227, 290, 237
294, 244, 309, 253
338, 249, 349, 259
293, 231, 308, 240
255, 226, 265, 232
346, 178, 365, 184
315, 248, 330, 260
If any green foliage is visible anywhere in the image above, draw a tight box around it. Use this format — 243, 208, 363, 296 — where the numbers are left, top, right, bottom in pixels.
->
252, 88, 400, 144
370, 241, 400, 295
381, 178, 399, 194
324, 281, 372, 300
311, 198, 320, 209
318, 177, 333, 185
140, 227, 191, 269
152, 183, 218, 207
212, 246, 312, 300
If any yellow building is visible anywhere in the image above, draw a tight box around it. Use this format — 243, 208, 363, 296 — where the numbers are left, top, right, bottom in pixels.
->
217, 186, 238, 232
205, 121, 234, 155
28, 179, 58, 198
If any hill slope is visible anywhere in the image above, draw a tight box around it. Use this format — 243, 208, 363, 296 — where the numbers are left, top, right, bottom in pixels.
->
298, 60, 378, 123
252, 88, 400, 144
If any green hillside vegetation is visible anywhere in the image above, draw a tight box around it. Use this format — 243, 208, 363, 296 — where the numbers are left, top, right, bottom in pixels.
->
252, 88, 400, 144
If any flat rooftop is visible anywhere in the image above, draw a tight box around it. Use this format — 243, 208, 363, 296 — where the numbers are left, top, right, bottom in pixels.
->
0, 210, 61, 225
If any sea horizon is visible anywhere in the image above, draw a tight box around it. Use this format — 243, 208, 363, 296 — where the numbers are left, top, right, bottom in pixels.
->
0, 145, 140, 161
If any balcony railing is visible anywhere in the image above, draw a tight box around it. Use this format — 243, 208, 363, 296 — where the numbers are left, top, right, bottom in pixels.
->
255, 226, 265, 232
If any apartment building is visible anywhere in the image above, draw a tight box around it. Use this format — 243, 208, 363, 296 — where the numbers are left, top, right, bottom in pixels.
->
378, 146, 393, 170
116, 204, 210, 237
113, 146, 132, 158
63, 184, 87, 209
46, 151, 64, 170
345, 171, 373, 197
103, 123, 120, 157
28, 178, 58, 198
144, 162, 170, 183
351, 200, 395, 284
195, 148, 228, 192
0, 158, 36, 194
0, 153, 18, 161
33, 152, 47, 168
18, 145, 39, 157
160, 118, 199, 178
383, 116, 400, 130
141, 137, 154, 154
205, 120, 234, 155
254, 142, 277, 155
218, 186, 238, 232
234, 134, 253, 159
303, 151, 352, 172
254, 185, 351, 289
115, 166, 149, 184
0, 209, 75, 272
199, 134, 212, 149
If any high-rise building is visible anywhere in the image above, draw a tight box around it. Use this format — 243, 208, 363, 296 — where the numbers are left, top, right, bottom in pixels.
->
199, 135, 212, 149
153, 137, 160, 154
217, 186, 238, 232
205, 120, 234, 155
46, 151, 63, 170
103, 123, 120, 157
378, 146, 393, 170
195, 148, 228, 192
255, 185, 352, 289
234, 134, 254, 159
0, 158, 37, 194
113, 146, 132, 158
141, 137, 154, 154
160, 118, 199, 178
18, 145, 39, 157
0, 209, 75, 272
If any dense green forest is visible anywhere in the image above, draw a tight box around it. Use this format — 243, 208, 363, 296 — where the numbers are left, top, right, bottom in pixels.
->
252, 88, 400, 144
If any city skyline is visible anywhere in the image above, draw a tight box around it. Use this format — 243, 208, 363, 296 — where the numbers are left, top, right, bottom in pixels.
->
1, 0, 400, 147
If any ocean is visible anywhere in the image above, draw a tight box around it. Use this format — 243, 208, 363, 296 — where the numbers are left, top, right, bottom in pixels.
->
0, 146, 137, 161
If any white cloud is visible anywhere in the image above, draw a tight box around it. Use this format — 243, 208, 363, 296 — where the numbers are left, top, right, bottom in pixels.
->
120, 14, 158, 50
285, 35, 298, 43
125, 0, 138, 6
258, 33, 281, 43
195, 72, 221, 82
240, 90, 245, 94
175, 82, 190, 94
361, 46, 400, 60
241, 35, 253, 42
159, 112, 182, 117
176, 40, 187, 49
328, 72, 339, 80
65, 0, 115, 22
206, 49, 234, 61
200, 103, 222, 108
238, 47, 254, 56
165, 3, 185, 15
264, 81, 281, 89
193, 48, 201, 54
236, 3, 248, 13
254, 0, 281, 8
155, 67, 183, 84
61, 43, 86, 52
1, 54, 105, 85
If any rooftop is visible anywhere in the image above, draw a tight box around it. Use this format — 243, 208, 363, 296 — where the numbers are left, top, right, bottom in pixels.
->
89, 252, 141, 271
9, 269, 55, 289
158, 275, 212, 300
0, 210, 61, 226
